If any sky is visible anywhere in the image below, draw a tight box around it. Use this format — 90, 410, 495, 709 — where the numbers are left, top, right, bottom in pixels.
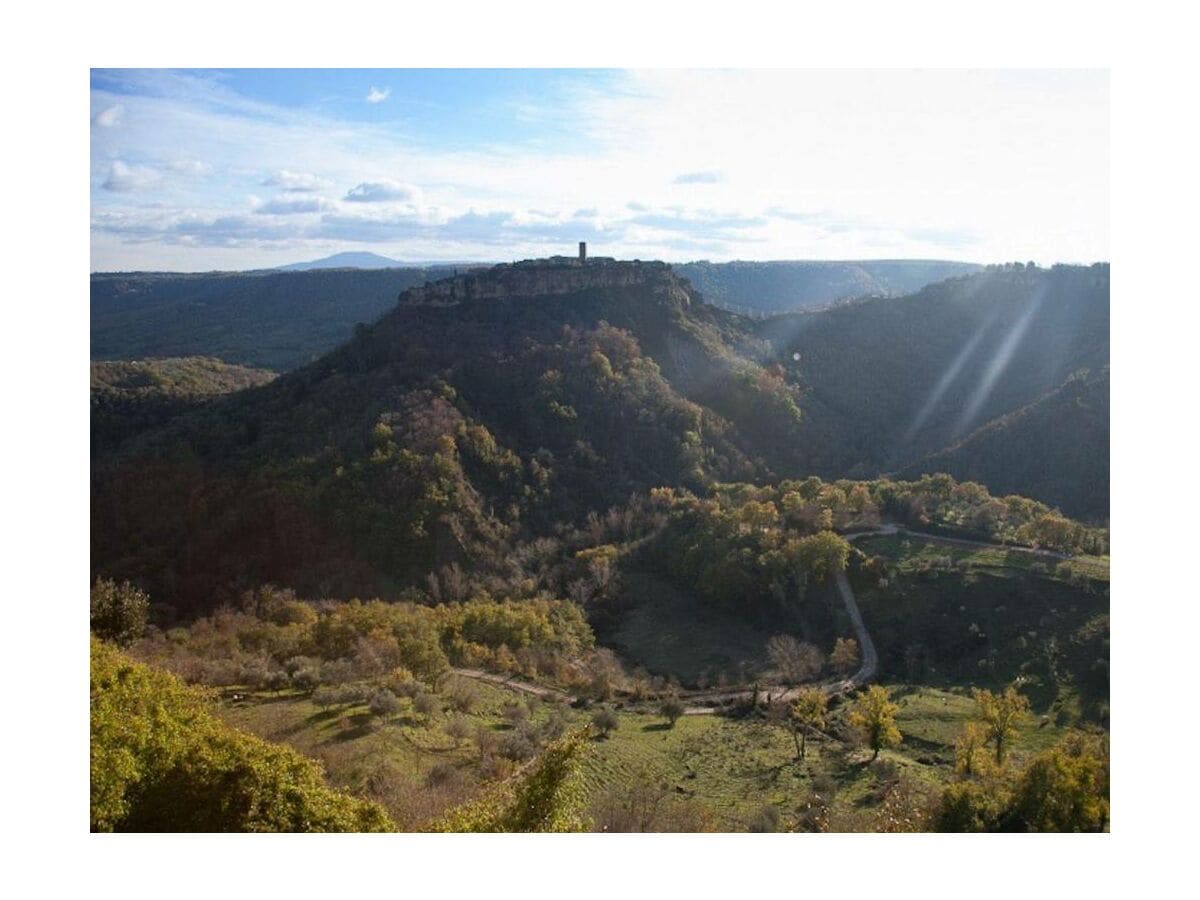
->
90, 69, 1108, 271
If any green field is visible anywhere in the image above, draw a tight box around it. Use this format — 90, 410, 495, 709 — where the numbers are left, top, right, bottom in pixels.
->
603, 570, 784, 685
216, 678, 1074, 832
855, 534, 1109, 582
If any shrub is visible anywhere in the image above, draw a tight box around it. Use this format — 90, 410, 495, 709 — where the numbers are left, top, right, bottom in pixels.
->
934, 780, 1007, 832
290, 667, 320, 693
90, 638, 390, 832
413, 692, 439, 718
540, 708, 570, 741
747, 804, 781, 833
425, 761, 464, 789
432, 730, 590, 833
659, 696, 685, 727
503, 701, 531, 727
498, 730, 538, 762
591, 708, 619, 738
445, 680, 481, 713
91, 578, 150, 646
444, 716, 472, 747
368, 689, 402, 718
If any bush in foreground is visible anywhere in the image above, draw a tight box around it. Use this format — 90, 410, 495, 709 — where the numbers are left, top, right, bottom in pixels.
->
90, 638, 392, 832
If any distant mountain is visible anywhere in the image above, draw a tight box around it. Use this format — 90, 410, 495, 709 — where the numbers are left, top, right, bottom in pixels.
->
277, 251, 405, 271
674, 260, 983, 314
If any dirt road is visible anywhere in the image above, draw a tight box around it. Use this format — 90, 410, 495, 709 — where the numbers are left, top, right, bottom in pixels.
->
451, 523, 1049, 715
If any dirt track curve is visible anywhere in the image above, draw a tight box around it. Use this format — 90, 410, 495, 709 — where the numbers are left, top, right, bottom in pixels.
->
451, 524, 1067, 715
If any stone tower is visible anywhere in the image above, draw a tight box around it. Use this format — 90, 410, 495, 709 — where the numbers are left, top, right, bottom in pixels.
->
579, 241, 587, 265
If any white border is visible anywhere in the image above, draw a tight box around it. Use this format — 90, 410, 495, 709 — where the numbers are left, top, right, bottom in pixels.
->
4, 0, 1196, 896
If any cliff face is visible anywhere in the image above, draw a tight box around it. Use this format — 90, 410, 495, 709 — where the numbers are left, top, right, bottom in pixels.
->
399, 259, 695, 308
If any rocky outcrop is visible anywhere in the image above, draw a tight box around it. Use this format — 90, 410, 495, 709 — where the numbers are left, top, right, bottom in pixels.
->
399, 258, 695, 308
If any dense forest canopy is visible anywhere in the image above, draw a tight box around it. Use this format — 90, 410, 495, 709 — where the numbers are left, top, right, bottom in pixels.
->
755, 263, 1109, 517
900, 367, 1109, 518
91, 267, 462, 371
91, 357, 276, 456
91, 261, 1108, 615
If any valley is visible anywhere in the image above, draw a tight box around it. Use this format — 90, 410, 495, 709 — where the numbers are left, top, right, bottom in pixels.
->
90, 256, 1110, 832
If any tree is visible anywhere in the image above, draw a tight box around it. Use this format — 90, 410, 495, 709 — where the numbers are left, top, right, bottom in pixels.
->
290, 664, 321, 694
848, 685, 901, 760
972, 685, 1031, 765
789, 687, 828, 760
368, 688, 402, 719
264, 670, 290, 694
90, 578, 150, 646
829, 637, 859, 675
659, 696, 685, 728
935, 733, 1109, 832
582, 648, 625, 700
766, 635, 824, 685
934, 780, 1007, 832
954, 721, 990, 777
1006, 734, 1109, 832
591, 708, 619, 739
795, 529, 849, 581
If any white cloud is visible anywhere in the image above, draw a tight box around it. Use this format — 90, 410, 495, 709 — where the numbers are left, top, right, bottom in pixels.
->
90, 70, 1108, 269
674, 170, 723, 185
167, 158, 212, 177
101, 160, 160, 192
93, 105, 123, 128
366, 86, 390, 104
261, 170, 328, 192
255, 196, 330, 215
343, 181, 420, 203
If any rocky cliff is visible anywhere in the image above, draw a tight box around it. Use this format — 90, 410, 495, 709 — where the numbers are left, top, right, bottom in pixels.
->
399, 259, 694, 308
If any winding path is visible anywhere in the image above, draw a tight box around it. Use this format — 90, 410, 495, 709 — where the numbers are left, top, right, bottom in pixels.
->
450, 524, 1067, 715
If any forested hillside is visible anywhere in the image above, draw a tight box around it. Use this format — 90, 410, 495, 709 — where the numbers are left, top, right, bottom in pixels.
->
91, 262, 804, 612
756, 263, 1109, 518
91, 259, 1108, 615
91, 357, 276, 456
91, 267, 464, 370
900, 368, 1109, 519
674, 260, 981, 314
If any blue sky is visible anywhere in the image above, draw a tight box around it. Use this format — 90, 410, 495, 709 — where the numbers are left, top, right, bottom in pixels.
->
90, 69, 1108, 271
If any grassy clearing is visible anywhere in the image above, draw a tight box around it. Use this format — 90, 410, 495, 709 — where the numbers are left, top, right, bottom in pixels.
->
218, 675, 1074, 831
604, 570, 779, 685
211, 533, 1105, 831
856, 534, 1109, 582
217, 674, 571, 828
